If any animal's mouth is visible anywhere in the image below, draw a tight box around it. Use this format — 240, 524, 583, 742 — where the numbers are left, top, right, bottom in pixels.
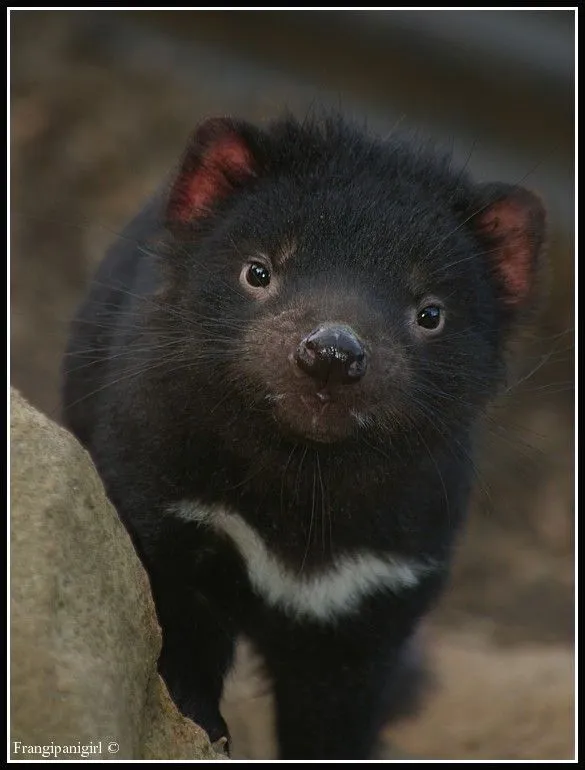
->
269, 387, 363, 443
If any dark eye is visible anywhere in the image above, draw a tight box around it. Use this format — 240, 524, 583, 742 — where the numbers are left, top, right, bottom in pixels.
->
417, 305, 443, 331
246, 262, 271, 288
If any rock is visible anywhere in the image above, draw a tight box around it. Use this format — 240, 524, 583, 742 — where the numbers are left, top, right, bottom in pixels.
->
9, 388, 224, 761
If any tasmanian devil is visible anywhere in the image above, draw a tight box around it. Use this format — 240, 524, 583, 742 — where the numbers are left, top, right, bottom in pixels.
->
62, 113, 546, 759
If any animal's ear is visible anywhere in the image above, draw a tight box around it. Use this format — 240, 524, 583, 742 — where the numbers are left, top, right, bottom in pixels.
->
167, 117, 260, 226
470, 183, 546, 308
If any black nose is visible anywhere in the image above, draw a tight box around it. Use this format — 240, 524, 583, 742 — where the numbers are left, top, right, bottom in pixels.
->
295, 324, 367, 384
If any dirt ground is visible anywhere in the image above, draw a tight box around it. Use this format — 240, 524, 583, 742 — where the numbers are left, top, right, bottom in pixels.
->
10, 12, 575, 760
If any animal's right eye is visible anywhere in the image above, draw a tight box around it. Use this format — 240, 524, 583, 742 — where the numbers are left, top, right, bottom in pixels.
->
246, 262, 271, 288
417, 305, 443, 331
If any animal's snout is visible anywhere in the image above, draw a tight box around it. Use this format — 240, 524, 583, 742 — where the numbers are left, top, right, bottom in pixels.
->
294, 324, 367, 385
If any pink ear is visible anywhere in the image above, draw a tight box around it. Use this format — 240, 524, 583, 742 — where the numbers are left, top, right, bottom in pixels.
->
167, 118, 257, 225
474, 185, 546, 307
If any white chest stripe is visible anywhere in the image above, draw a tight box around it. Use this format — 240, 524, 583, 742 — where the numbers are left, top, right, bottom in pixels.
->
171, 500, 437, 622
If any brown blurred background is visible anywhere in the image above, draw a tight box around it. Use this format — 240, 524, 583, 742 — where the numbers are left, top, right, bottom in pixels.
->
9, 10, 575, 760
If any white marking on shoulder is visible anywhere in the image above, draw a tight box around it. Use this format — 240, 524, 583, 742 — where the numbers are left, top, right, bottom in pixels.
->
170, 500, 438, 623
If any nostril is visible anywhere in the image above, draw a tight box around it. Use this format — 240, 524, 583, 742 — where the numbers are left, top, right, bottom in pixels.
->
294, 324, 368, 384
295, 339, 318, 372
347, 354, 367, 380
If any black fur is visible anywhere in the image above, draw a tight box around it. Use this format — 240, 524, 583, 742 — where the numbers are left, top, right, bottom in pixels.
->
62, 114, 545, 759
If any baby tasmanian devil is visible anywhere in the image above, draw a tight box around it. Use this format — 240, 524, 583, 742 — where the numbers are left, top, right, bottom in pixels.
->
62, 113, 546, 759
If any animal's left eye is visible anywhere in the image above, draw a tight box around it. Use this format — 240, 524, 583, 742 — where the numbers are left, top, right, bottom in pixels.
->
246, 262, 271, 288
416, 305, 444, 332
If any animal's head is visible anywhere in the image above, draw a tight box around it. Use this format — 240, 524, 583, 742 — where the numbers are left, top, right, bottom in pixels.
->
158, 115, 546, 446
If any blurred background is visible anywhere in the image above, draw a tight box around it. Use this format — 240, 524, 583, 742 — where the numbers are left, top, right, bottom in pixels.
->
10, 9, 575, 760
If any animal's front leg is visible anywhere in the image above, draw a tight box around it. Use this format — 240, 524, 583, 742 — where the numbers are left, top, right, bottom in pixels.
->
156, 596, 236, 746
144, 525, 245, 749
265, 621, 409, 760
